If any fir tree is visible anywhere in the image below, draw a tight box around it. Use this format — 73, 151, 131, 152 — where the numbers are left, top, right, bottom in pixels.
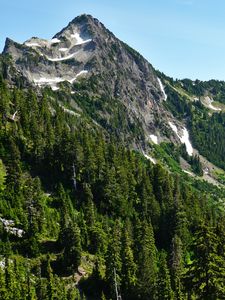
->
105, 220, 122, 299
157, 251, 174, 300
185, 224, 225, 299
121, 224, 137, 299
136, 220, 158, 300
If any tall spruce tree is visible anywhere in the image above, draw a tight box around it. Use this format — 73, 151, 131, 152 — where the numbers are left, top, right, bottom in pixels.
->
105, 219, 122, 299
157, 251, 174, 300
136, 220, 158, 300
170, 235, 184, 300
185, 224, 225, 299
121, 223, 137, 299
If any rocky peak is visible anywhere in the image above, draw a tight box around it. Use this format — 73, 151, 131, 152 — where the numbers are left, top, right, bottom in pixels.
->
55, 14, 102, 37
3, 38, 15, 52
1, 14, 177, 148
2, 14, 163, 98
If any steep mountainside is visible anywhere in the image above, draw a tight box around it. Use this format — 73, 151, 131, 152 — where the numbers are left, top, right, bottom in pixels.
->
1, 14, 225, 300
3, 14, 225, 185
2, 14, 182, 149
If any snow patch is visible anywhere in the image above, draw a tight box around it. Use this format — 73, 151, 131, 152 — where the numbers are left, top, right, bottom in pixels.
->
51, 86, 60, 91
59, 104, 80, 117
204, 96, 221, 111
149, 134, 158, 145
63, 108, 80, 117
71, 32, 92, 45
50, 38, 61, 44
25, 42, 41, 47
183, 170, 194, 176
68, 70, 88, 84
168, 122, 193, 156
46, 52, 77, 62
168, 122, 178, 135
208, 98, 221, 111
180, 127, 193, 156
143, 153, 156, 164
157, 77, 167, 101
33, 70, 88, 90
25, 38, 60, 49
208, 103, 221, 111
33, 77, 65, 91
59, 48, 69, 52
34, 77, 65, 85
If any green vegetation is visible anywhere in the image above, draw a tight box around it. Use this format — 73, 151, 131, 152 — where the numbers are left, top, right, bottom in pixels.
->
190, 111, 225, 170
0, 72, 225, 300
158, 72, 225, 173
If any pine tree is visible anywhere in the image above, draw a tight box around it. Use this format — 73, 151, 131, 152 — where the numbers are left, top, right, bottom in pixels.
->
170, 235, 184, 300
12, 258, 24, 300
105, 220, 122, 299
136, 220, 158, 300
46, 255, 55, 300
137, 169, 160, 225
82, 183, 96, 227
61, 221, 82, 273
157, 251, 174, 300
88, 221, 107, 255
185, 224, 225, 299
121, 224, 137, 299
35, 262, 45, 300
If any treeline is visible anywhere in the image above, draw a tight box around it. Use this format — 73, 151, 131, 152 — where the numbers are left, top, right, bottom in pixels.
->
180, 78, 225, 103
0, 76, 225, 299
163, 75, 225, 172
190, 110, 225, 170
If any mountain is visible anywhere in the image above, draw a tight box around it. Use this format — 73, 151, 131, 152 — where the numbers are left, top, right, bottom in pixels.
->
2, 14, 179, 148
3, 14, 225, 185
1, 14, 225, 300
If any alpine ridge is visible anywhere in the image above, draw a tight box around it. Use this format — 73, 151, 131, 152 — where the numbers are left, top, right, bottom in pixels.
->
2, 14, 185, 150
2, 14, 225, 184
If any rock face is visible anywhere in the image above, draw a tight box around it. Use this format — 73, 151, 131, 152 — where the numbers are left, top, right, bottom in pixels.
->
3, 15, 97, 90
2, 14, 179, 147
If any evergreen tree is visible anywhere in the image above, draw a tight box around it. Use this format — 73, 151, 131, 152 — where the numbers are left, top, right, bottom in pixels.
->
121, 224, 137, 299
46, 255, 55, 300
61, 221, 82, 273
170, 235, 184, 300
136, 220, 158, 300
105, 220, 122, 299
157, 251, 174, 300
185, 224, 225, 299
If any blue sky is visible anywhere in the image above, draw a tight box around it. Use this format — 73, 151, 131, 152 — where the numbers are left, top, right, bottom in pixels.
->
1, 0, 225, 80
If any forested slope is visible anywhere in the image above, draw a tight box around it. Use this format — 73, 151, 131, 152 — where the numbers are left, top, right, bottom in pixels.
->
1, 74, 225, 299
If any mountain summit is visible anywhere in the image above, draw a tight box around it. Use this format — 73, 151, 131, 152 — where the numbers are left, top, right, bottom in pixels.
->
3, 13, 162, 98
3, 14, 223, 184
3, 14, 173, 147
3, 14, 97, 90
